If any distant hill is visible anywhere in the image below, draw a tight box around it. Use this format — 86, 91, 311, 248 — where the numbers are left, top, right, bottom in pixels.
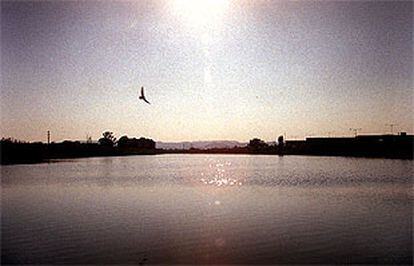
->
156, 141, 247, 150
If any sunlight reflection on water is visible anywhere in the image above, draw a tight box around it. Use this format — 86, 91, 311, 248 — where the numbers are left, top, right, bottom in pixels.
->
1, 154, 412, 264
200, 159, 243, 187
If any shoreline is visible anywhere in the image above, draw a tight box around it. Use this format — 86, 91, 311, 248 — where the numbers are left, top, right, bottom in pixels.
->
2, 149, 412, 165
2, 134, 413, 165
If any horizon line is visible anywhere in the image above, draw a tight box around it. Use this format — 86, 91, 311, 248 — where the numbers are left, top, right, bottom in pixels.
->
2, 131, 412, 144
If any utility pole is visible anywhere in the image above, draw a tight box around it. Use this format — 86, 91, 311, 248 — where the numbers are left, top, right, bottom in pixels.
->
349, 128, 361, 137
86, 134, 92, 144
47, 131, 50, 144
385, 123, 397, 135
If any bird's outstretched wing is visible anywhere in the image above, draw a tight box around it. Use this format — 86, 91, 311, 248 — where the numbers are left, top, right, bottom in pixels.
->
142, 97, 151, 104
139, 86, 151, 104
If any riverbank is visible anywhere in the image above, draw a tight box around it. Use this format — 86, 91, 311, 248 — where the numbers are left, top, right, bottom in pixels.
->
2, 143, 413, 165
2, 134, 413, 165
0, 141, 158, 165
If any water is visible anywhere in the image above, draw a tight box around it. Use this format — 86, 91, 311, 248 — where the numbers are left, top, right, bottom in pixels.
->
1, 154, 413, 264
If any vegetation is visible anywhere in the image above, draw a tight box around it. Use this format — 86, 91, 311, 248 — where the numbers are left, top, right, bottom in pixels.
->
247, 138, 276, 154
1, 132, 157, 164
98, 131, 117, 147
118, 136, 155, 150
1, 133, 413, 164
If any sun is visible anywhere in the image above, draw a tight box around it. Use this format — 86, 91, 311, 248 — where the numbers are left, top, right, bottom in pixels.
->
171, 0, 229, 28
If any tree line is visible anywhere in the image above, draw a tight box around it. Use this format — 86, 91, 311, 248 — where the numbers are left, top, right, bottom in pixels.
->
1, 131, 157, 164
98, 131, 155, 149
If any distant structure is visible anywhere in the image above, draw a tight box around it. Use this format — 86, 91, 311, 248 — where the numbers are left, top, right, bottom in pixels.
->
349, 128, 362, 137
47, 131, 50, 145
282, 134, 414, 159
385, 123, 398, 135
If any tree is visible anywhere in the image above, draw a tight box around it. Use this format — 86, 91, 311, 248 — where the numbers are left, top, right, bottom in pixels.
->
98, 131, 116, 147
117, 135, 156, 150
247, 138, 268, 152
117, 135, 129, 148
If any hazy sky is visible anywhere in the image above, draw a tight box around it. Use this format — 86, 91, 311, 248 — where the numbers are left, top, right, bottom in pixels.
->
1, 0, 413, 142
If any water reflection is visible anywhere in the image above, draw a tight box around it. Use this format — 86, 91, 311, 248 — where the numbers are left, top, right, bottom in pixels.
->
200, 159, 243, 187
1, 155, 412, 264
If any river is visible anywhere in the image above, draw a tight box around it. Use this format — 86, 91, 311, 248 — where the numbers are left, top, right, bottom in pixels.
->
2, 154, 412, 264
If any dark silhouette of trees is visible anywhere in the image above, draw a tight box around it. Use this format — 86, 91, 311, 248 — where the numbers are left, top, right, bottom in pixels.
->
118, 136, 155, 150
117, 136, 129, 147
1, 138, 44, 164
98, 131, 116, 147
2, 132, 413, 165
247, 138, 270, 153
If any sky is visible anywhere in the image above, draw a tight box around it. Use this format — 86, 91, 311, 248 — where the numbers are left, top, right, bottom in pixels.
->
1, 0, 413, 142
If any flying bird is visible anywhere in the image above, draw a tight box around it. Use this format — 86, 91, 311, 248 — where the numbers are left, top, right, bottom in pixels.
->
139, 86, 151, 104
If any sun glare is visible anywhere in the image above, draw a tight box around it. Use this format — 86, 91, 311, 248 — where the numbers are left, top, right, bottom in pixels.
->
172, 0, 229, 28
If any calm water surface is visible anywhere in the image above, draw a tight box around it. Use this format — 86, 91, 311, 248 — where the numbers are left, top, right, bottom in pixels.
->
2, 154, 413, 264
